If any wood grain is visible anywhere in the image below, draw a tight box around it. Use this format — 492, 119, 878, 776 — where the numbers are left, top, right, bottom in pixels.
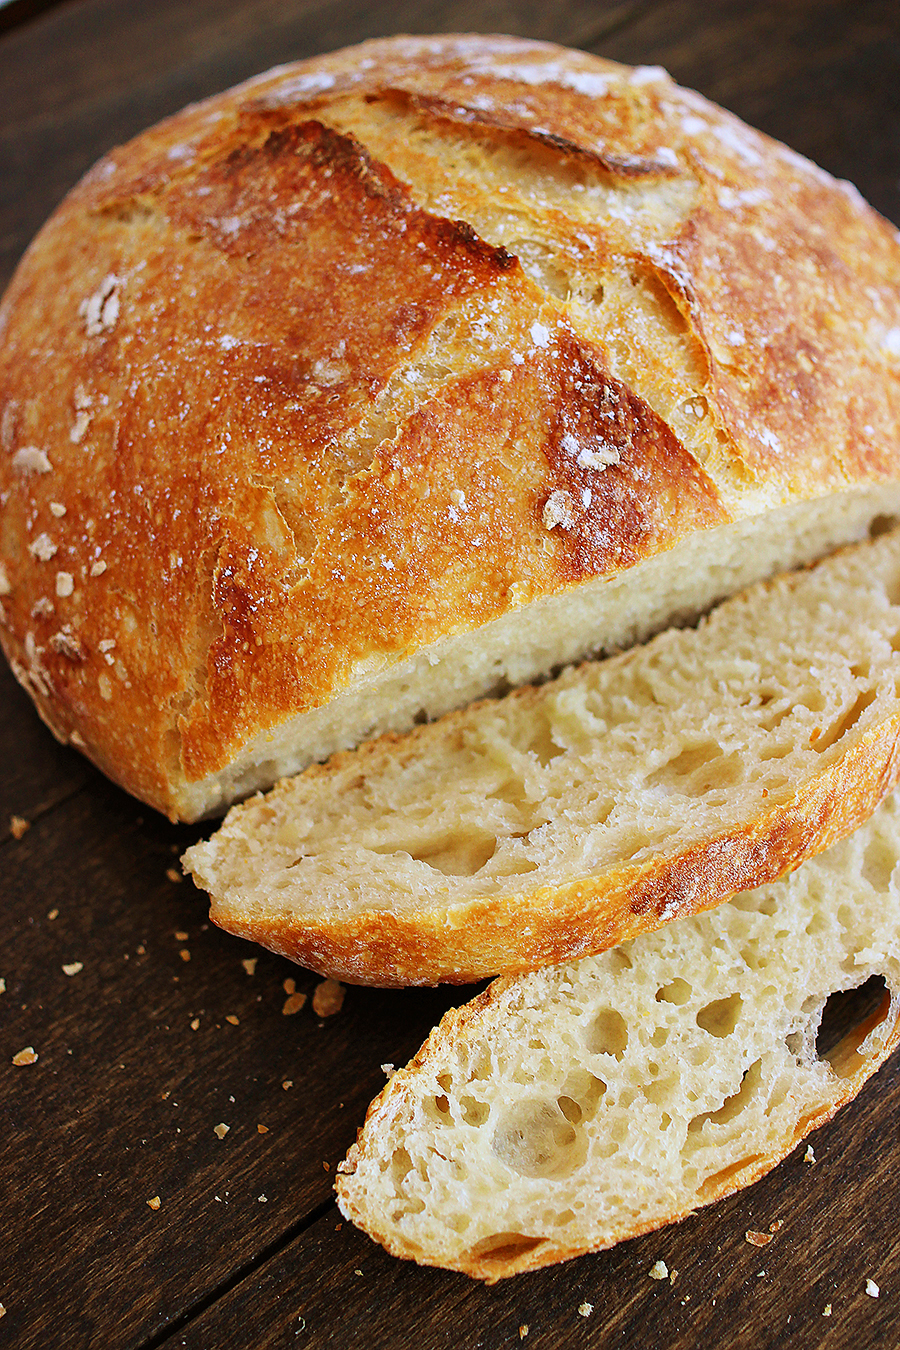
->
0, 2, 898, 1347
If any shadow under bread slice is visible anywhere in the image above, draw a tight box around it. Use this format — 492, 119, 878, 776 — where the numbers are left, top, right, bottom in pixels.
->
335, 789, 900, 1279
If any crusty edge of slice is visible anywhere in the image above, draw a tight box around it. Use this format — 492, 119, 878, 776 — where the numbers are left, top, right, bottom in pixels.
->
208, 712, 900, 984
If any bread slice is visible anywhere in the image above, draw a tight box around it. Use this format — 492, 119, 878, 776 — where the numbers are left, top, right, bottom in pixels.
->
334, 791, 900, 1280
4, 34, 900, 821
185, 527, 900, 985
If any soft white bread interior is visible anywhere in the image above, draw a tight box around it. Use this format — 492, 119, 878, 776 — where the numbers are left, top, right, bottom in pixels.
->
335, 790, 900, 1280
185, 526, 900, 985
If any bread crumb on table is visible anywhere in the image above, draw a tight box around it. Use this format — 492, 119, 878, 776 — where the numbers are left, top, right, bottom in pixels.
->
282, 992, 307, 1016
225, 1014, 239, 1026
9, 815, 29, 840
518, 1327, 529, 1341
823, 1304, 832, 1317
577, 1302, 593, 1317
213, 1122, 230, 1140
866, 1279, 880, 1298
166, 868, 182, 884
62, 962, 83, 976
745, 1231, 773, 1247
257, 1124, 269, 1134
147, 1196, 161, 1211
312, 978, 345, 1017
649, 1260, 669, 1280
12, 1047, 38, 1066
242, 958, 257, 976
804, 1146, 816, 1164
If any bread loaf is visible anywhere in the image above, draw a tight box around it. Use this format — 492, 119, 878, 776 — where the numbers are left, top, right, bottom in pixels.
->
184, 528, 900, 985
2, 35, 900, 820
334, 789, 900, 1280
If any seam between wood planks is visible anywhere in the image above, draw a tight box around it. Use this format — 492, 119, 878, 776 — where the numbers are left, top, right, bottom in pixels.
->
145, 1195, 340, 1350
1, 779, 92, 846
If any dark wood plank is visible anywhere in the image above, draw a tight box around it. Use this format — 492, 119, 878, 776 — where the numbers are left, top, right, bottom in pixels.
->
0, 660, 92, 832
0, 781, 463, 1349
169, 1058, 900, 1350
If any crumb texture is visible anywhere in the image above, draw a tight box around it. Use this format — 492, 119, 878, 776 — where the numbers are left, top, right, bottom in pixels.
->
187, 528, 900, 983
335, 791, 900, 1278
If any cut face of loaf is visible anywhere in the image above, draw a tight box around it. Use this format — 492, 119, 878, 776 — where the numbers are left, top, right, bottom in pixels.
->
185, 528, 900, 985
3, 34, 900, 820
335, 790, 900, 1280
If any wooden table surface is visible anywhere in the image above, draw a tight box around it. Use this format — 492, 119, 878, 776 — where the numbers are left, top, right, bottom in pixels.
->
2, 2, 899, 1346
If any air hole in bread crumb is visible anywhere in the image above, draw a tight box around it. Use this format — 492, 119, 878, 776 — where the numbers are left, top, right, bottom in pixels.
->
492, 1098, 583, 1178
815, 975, 890, 1077
696, 993, 743, 1037
687, 1060, 762, 1135
809, 688, 876, 753
468, 1232, 546, 1265
585, 1007, 628, 1057
695, 1153, 765, 1202
656, 978, 692, 1006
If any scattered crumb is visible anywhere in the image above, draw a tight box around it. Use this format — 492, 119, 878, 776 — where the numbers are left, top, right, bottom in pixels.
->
47, 908, 58, 921
257, 1124, 269, 1134
322, 1161, 330, 1172
745, 1231, 773, 1248
649, 1260, 669, 1280
804, 1146, 816, 1164
577, 1302, 593, 1317
179, 949, 191, 963
174, 930, 189, 942
190, 1018, 200, 1031
769, 1220, 783, 1233
225, 1014, 240, 1026
353, 1269, 363, 1277
669, 1269, 679, 1285
381, 1064, 395, 1077
62, 962, 83, 977
283, 977, 296, 995
9, 815, 29, 840
242, 958, 257, 976
213, 1123, 230, 1140
282, 1079, 293, 1090
866, 1279, 880, 1299
282, 992, 307, 1016
0, 979, 5, 994
166, 868, 182, 884
823, 1304, 832, 1317
12, 1047, 38, 1066
0, 1303, 5, 1318
312, 978, 345, 1017
147, 1196, 161, 1211
258, 1194, 268, 1203
519, 1328, 529, 1341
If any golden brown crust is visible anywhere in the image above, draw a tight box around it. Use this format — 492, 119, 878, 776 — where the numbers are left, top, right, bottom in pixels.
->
2, 35, 900, 817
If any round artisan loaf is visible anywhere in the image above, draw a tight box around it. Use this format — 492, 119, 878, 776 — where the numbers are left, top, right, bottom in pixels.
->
2, 34, 900, 820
